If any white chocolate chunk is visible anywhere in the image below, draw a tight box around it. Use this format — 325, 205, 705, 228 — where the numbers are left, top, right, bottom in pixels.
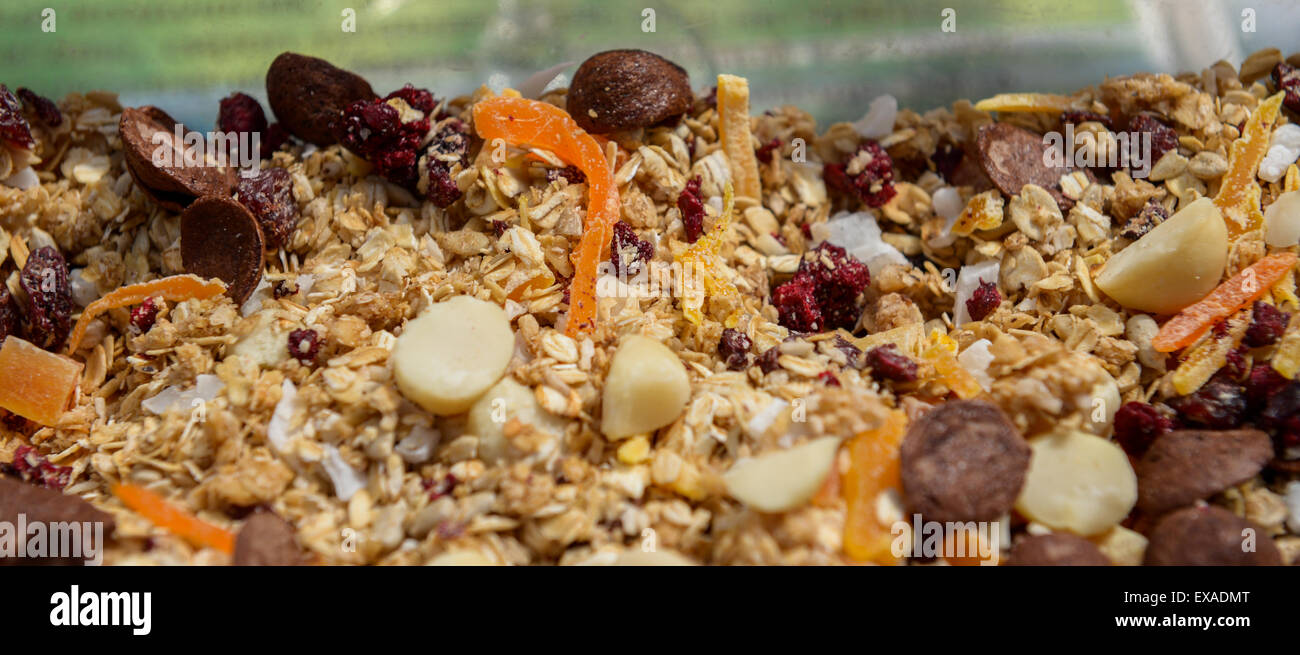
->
1094, 197, 1227, 314
600, 335, 691, 439
394, 296, 513, 416
468, 376, 565, 462
722, 436, 841, 513
1015, 429, 1137, 536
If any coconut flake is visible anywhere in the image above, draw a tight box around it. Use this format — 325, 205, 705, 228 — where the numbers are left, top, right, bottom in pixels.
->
240, 277, 274, 316
2, 166, 38, 190
267, 378, 298, 453
321, 444, 366, 501
928, 186, 963, 248
69, 269, 99, 308
811, 210, 908, 278
1259, 124, 1300, 183
852, 95, 898, 139
957, 338, 995, 391
395, 425, 440, 464
517, 61, 576, 99
141, 374, 225, 415
295, 273, 316, 298
953, 259, 1001, 326
746, 397, 790, 437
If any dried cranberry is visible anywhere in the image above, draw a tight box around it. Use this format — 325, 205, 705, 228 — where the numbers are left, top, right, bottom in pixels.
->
130, 297, 160, 333
609, 221, 654, 276
718, 328, 752, 371
0, 85, 34, 150
19, 246, 72, 351
547, 165, 586, 184
262, 122, 290, 157
1245, 301, 1289, 347
1168, 377, 1247, 429
422, 473, 456, 500
1112, 401, 1176, 457
756, 138, 781, 163
1120, 198, 1168, 240
818, 371, 841, 386
1222, 346, 1249, 379
236, 167, 299, 249
335, 87, 433, 189
1272, 62, 1300, 115
824, 140, 897, 208
421, 119, 470, 207
1060, 110, 1113, 129
425, 161, 461, 208
866, 344, 918, 383
1127, 114, 1178, 163
1260, 380, 1300, 449
10, 445, 72, 489
678, 176, 705, 243
287, 328, 321, 366
757, 347, 781, 373
772, 275, 823, 332
1245, 363, 1288, 414
217, 92, 268, 142
0, 287, 19, 343
965, 280, 1001, 322
16, 87, 61, 127
490, 220, 510, 238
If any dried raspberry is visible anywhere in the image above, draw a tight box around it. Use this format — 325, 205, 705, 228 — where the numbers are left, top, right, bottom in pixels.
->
866, 344, 918, 383
609, 221, 654, 276
1168, 377, 1247, 429
824, 140, 896, 208
0, 85, 34, 150
1112, 401, 1176, 457
965, 280, 1001, 322
1127, 114, 1178, 163
547, 165, 586, 184
217, 92, 268, 141
425, 161, 461, 208
678, 176, 705, 243
772, 274, 823, 332
385, 84, 436, 116
818, 371, 841, 386
1120, 198, 1168, 240
1272, 62, 1300, 115
0, 287, 19, 343
1245, 363, 1288, 414
718, 328, 752, 371
797, 242, 871, 331
1245, 301, 1289, 347
130, 297, 160, 333
287, 329, 321, 366
757, 347, 781, 373
19, 246, 72, 351
1060, 110, 1113, 130
1222, 345, 1249, 379
421, 119, 470, 208
10, 445, 72, 490
262, 122, 290, 158
16, 87, 61, 127
236, 167, 299, 249
335, 88, 433, 189
756, 138, 781, 164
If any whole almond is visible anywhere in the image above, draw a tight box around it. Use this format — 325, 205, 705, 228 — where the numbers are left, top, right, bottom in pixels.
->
120, 106, 235, 212
265, 52, 375, 146
566, 49, 692, 134
180, 195, 265, 304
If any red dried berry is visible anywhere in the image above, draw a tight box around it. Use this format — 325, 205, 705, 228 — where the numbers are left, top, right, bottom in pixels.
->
385, 84, 436, 116
772, 274, 823, 332
490, 220, 510, 238
217, 92, 268, 141
0, 287, 19, 343
335, 87, 434, 189
1222, 345, 1249, 379
0, 84, 34, 150
1246, 363, 1288, 414
1260, 380, 1300, 450
1245, 301, 1289, 347
287, 328, 321, 366
797, 242, 871, 331
931, 140, 963, 182
19, 246, 72, 351
16, 87, 61, 127
1168, 377, 1247, 429
1120, 198, 1168, 240
11, 444, 72, 490
421, 119, 470, 208
236, 167, 299, 249
1112, 401, 1176, 457
756, 138, 781, 164
718, 328, 752, 371
261, 122, 290, 157
678, 176, 705, 243
130, 296, 160, 333
1272, 62, 1300, 115
547, 165, 586, 184
756, 347, 781, 373
1127, 114, 1178, 163
965, 280, 1001, 322
823, 140, 896, 208
866, 344, 918, 383
422, 473, 457, 500
818, 370, 841, 386
610, 221, 654, 276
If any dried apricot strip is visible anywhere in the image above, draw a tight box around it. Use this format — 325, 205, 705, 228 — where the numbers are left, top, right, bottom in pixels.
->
1214, 92, 1284, 237
1152, 252, 1298, 353
472, 95, 618, 337
0, 336, 83, 426
111, 483, 236, 554
842, 409, 908, 565
716, 74, 762, 201
972, 92, 1080, 113
66, 274, 226, 354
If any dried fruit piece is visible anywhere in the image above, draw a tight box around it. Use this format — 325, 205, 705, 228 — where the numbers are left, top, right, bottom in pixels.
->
609, 221, 653, 276
1213, 92, 1284, 237
65, 275, 226, 354
677, 176, 705, 243
287, 328, 321, 366
771, 243, 871, 333
1245, 300, 1289, 347
723, 437, 841, 513
180, 195, 266, 305
1169, 377, 1247, 429
717, 328, 751, 371
865, 344, 917, 383
1112, 401, 1176, 457
973, 92, 1079, 113
1151, 251, 1296, 352
716, 74, 763, 201
565, 49, 692, 134
1135, 429, 1272, 515
1126, 114, 1179, 164
111, 483, 235, 554
1006, 534, 1111, 566
676, 183, 743, 327
265, 52, 376, 146
1144, 505, 1281, 565
0, 337, 81, 426
919, 332, 984, 399
393, 296, 513, 416
129, 297, 160, 333
335, 86, 434, 189
843, 409, 908, 564
119, 106, 235, 212
0, 288, 18, 343
964, 280, 1001, 322
1119, 198, 1168, 240
233, 511, 303, 566
216, 92, 268, 161
0, 85, 34, 150
1015, 429, 1137, 536
1273, 62, 1300, 113
19, 246, 73, 351
419, 118, 470, 207
235, 167, 299, 249
601, 335, 691, 439
16, 87, 62, 127
824, 141, 897, 208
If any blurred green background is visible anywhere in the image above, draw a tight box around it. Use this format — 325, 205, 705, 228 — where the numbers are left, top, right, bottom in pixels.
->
0, 0, 1294, 130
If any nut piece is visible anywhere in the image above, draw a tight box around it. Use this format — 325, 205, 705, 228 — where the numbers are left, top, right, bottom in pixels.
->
120, 106, 235, 212
1006, 533, 1111, 566
1094, 196, 1228, 314
566, 49, 693, 134
228, 310, 290, 368
1144, 505, 1282, 566
600, 334, 691, 439
180, 195, 265, 305
233, 511, 303, 566
467, 377, 565, 463
723, 436, 841, 513
1264, 189, 1300, 248
265, 52, 376, 146
1015, 428, 1137, 536
900, 399, 1031, 523
1135, 429, 1273, 515
393, 296, 514, 416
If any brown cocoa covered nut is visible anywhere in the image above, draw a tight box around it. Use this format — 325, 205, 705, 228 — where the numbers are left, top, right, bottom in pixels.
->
180, 195, 265, 305
976, 122, 1089, 210
119, 106, 235, 212
1006, 533, 1111, 566
1136, 429, 1273, 516
0, 476, 115, 566
566, 49, 693, 134
265, 52, 376, 146
901, 399, 1031, 523
1144, 505, 1282, 566
233, 511, 303, 566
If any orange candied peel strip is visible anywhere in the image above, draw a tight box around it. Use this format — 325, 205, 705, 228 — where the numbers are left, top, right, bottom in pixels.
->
472, 95, 618, 337
111, 483, 236, 555
716, 74, 762, 201
842, 409, 908, 565
919, 330, 984, 399
0, 336, 83, 426
972, 92, 1081, 113
66, 274, 227, 354
1214, 92, 1284, 237
1152, 252, 1298, 353
676, 182, 743, 327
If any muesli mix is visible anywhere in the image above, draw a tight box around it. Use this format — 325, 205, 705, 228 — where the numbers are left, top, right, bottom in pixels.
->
3, 47, 1300, 566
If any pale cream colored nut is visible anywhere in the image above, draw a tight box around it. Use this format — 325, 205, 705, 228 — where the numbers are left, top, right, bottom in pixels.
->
394, 295, 513, 416
1125, 314, 1166, 371
1094, 197, 1227, 314
426, 550, 497, 566
722, 436, 840, 513
1186, 151, 1228, 180
228, 311, 290, 368
1015, 428, 1137, 536
612, 549, 697, 566
1147, 150, 1187, 182
1091, 525, 1147, 566
600, 335, 691, 439
1264, 190, 1300, 248
468, 377, 565, 462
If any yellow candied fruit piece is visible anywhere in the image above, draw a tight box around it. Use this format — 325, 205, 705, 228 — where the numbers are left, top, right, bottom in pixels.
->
952, 190, 1004, 236
972, 93, 1080, 113
716, 74, 762, 201
1285, 164, 1299, 193
920, 330, 982, 399
616, 435, 651, 465
1215, 92, 1284, 237
1171, 310, 1249, 395
677, 183, 742, 327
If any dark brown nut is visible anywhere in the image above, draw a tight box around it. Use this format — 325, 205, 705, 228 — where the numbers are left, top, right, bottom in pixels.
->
901, 399, 1031, 523
566, 49, 693, 134
233, 511, 303, 566
1144, 505, 1282, 566
1006, 533, 1111, 566
180, 195, 265, 305
235, 167, 299, 249
976, 122, 1089, 210
1136, 429, 1273, 516
265, 52, 376, 146
0, 476, 115, 566
119, 106, 235, 212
